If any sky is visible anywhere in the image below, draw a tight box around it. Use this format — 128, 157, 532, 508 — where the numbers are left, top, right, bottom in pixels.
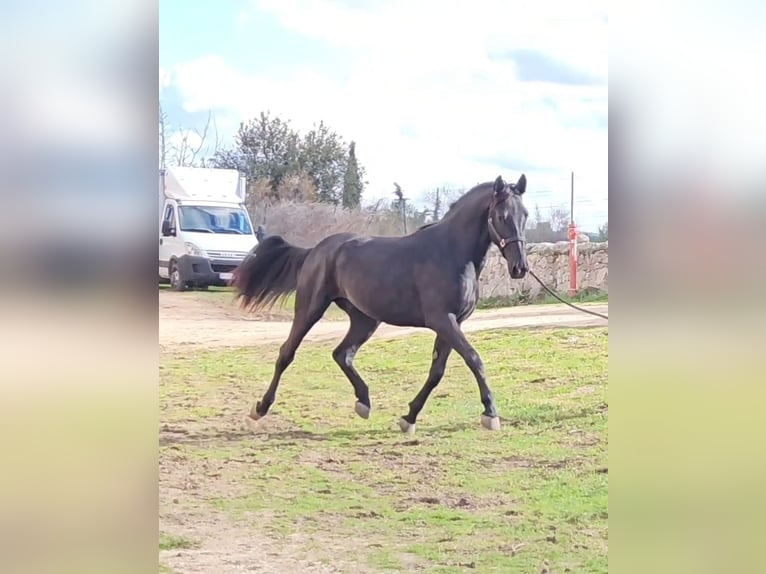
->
160, 0, 608, 231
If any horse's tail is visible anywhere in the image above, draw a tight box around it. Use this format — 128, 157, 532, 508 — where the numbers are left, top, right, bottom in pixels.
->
232, 235, 311, 312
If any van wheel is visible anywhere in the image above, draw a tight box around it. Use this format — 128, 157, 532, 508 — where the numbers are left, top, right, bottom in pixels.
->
169, 260, 187, 292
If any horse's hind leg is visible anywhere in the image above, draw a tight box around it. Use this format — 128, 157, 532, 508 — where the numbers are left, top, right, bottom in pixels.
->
250, 288, 330, 422
398, 335, 452, 434
332, 299, 380, 419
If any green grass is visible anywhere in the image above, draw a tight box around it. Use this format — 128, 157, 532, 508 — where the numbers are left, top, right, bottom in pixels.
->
160, 327, 608, 572
158, 535, 194, 574
159, 533, 198, 551
477, 288, 608, 310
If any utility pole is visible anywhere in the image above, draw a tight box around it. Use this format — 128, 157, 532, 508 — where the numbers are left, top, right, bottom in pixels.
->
393, 182, 407, 234
570, 171, 574, 224
401, 197, 408, 234
568, 171, 578, 297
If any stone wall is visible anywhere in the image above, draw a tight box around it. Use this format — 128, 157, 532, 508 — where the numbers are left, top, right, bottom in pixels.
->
479, 241, 608, 299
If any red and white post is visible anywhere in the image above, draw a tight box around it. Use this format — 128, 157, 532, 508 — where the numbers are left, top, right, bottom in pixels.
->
568, 222, 578, 297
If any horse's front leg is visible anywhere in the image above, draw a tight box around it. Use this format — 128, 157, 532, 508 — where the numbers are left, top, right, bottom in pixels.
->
428, 313, 500, 431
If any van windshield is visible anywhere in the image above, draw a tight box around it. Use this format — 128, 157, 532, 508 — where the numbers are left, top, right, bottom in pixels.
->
179, 206, 253, 235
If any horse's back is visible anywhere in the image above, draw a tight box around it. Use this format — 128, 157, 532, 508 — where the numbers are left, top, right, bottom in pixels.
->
327, 229, 464, 326
292, 232, 376, 299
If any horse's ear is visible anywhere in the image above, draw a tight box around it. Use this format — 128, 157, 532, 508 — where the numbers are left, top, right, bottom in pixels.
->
516, 174, 527, 194
493, 175, 505, 195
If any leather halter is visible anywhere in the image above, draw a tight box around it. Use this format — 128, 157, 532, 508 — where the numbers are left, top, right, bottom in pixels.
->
487, 192, 525, 254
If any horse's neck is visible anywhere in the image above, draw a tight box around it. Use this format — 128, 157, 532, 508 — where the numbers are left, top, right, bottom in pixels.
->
469, 230, 492, 276
443, 205, 492, 274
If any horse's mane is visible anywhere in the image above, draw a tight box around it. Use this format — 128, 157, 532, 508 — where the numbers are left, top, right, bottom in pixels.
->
439, 182, 493, 220
416, 222, 437, 231
414, 182, 494, 233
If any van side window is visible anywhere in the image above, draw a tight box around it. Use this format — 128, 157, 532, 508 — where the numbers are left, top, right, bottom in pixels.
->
163, 205, 175, 227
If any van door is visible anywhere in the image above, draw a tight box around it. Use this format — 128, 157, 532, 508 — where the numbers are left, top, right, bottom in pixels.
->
159, 202, 182, 279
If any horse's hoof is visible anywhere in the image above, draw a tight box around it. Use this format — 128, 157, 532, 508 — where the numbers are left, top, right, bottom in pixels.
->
481, 415, 501, 431
245, 414, 261, 431
399, 418, 416, 435
250, 403, 263, 420
355, 401, 371, 419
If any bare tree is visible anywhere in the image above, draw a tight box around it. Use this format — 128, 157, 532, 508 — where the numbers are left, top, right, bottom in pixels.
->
548, 205, 570, 233
159, 104, 222, 168
366, 197, 387, 212
159, 101, 168, 170
246, 200, 406, 247
525, 202, 570, 242
275, 170, 318, 202
422, 186, 464, 221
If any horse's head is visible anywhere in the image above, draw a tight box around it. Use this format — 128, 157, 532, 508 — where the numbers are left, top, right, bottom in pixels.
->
488, 174, 529, 279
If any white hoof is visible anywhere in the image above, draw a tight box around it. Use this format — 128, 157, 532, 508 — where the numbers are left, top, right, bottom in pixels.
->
481, 415, 501, 431
399, 418, 416, 435
355, 401, 371, 419
245, 414, 261, 431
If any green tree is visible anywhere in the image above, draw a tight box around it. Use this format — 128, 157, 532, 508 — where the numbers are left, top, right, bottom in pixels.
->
597, 221, 608, 241
239, 112, 300, 192
299, 121, 347, 204
213, 112, 365, 205
342, 141, 364, 208
212, 111, 300, 201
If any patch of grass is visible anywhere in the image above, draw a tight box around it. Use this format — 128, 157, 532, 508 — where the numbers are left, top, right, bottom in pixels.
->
160, 326, 608, 573
478, 288, 608, 310
159, 533, 198, 551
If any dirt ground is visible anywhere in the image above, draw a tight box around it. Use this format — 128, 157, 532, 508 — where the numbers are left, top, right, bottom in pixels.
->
159, 291, 608, 573
159, 290, 608, 351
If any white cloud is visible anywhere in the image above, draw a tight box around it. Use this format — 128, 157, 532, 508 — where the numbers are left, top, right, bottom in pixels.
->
169, 0, 608, 228
159, 66, 170, 92
254, 0, 607, 82
236, 9, 250, 26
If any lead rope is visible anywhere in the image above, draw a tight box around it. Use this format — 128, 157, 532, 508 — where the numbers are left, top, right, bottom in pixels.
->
487, 198, 608, 322
527, 269, 608, 321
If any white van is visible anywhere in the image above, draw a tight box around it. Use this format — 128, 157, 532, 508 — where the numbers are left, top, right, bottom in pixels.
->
159, 166, 258, 291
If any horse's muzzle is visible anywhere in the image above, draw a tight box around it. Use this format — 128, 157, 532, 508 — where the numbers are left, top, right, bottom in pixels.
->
510, 263, 528, 279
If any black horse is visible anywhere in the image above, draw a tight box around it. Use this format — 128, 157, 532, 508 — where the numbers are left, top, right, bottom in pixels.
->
233, 174, 530, 433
